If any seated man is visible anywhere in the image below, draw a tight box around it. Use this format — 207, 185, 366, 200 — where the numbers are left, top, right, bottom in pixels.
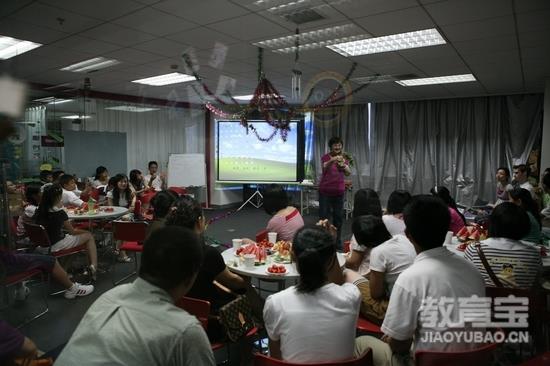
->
59, 174, 86, 208
355, 196, 485, 366
55, 226, 215, 366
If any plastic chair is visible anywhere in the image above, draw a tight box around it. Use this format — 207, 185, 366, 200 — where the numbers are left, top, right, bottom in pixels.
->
256, 229, 268, 243
253, 348, 373, 366
415, 342, 498, 366
168, 187, 187, 196
111, 220, 148, 285
356, 316, 383, 335
1, 265, 49, 328
24, 223, 87, 258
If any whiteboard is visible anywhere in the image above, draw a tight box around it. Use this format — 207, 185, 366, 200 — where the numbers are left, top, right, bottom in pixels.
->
167, 153, 206, 187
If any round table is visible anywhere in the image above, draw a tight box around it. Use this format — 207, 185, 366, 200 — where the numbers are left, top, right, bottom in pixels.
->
222, 248, 346, 291
66, 206, 129, 221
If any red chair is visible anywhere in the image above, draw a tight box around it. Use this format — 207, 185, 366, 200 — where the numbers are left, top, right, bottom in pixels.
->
24, 223, 87, 259
1, 266, 49, 328
415, 342, 498, 366
253, 349, 373, 366
343, 240, 351, 253
168, 187, 187, 196
256, 229, 268, 243
356, 316, 382, 335
111, 220, 148, 285
176, 296, 259, 353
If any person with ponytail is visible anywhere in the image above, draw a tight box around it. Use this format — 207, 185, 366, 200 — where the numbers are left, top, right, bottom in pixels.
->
430, 185, 466, 234
263, 226, 361, 363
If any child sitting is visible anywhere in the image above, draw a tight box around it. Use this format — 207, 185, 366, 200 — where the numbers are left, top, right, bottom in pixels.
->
144, 161, 163, 192
106, 174, 136, 212
59, 174, 90, 208
33, 184, 98, 280
16, 183, 41, 245
92, 166, 109, 188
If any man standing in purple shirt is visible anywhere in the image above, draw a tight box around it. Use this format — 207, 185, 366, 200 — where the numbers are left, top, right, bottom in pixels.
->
319, 137, 351, 248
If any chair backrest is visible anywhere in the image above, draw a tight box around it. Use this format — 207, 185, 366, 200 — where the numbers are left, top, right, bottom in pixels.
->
112, 221, 148, 242
253, 349, 373, 366
256, 229, 268, 243
24, 223, 52, 247
168, 187, 187, 196
176, 296, 211, 330
415, 342, 498, 366
90, 188, 100, 201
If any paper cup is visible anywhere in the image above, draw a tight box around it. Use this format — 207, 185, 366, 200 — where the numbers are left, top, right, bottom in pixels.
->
445, 231, 454, 245
268, 232, 277, 243
243, 254, 256, 268
232, 239, 243, 250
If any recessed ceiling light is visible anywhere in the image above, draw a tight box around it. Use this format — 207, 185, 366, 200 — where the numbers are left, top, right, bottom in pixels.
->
61, 115, 91, 119
327, 28, 446, 57
0, 35, 41, 59
105, 106, 159, 112
396, 74, 476, 86
253, 24, 369, 53
61, 57, 120, 73
33, 97, 73, 104
131, 72, 195, 86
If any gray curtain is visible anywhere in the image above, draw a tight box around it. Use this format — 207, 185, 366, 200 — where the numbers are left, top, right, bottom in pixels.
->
312, 104, 371, 190
371, 94, 543, 205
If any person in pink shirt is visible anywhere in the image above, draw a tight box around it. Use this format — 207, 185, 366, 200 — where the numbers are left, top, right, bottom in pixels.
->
264, 184, 304, 242
430, 185, 466, 234
318, 137, 351, 247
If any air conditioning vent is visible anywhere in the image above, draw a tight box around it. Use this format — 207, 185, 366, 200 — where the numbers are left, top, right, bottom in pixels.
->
352, 74, 419, 84
283, 9, 325, 24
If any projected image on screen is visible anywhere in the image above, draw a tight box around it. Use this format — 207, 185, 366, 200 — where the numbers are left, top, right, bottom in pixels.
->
217, 120, 302, 182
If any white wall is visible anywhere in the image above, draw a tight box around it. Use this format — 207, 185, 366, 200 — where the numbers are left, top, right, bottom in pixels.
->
541, 78, 550, 174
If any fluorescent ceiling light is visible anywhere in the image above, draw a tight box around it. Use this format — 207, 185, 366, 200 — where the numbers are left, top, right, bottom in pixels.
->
61, 115, 91, 119
33, 97, 73, 104
253, 24, 369, 53
0, 35, 41, 59
396, 74, 476, 86
61, 57, 120, 73
233, 94, 287, 101
131, 72, 195, 86
105, 106, 159, 112
327, 28, 446, 57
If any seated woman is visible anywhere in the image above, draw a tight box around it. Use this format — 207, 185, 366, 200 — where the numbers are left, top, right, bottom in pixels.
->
464, 202, 542, 288
495, 166, 513, 205
33, 184, 98, 280
16, 183, 41, 246
263, 184, 304, 242
509, 187, 542, 244
430, 185, 466, 234
382, 190, 411, 236
345, 188, 382, 275
129, 169, 147, 197
345, 215, 416, 324
541, 171, 550, 225
146, 190, 177, 239
106, 174, 136, 212
92, 166, 109, 188
165, 195, 263, 342
263, 226, 361, 363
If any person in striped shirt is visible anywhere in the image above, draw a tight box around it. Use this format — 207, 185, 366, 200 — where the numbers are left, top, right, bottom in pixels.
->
464, 202, 542, 288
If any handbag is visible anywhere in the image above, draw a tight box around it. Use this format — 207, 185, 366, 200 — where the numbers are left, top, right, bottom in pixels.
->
475, 242, 503, 287
218, 295, 255, 342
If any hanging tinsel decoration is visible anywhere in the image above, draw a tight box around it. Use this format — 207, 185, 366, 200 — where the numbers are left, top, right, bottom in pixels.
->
291, 28, 302, 101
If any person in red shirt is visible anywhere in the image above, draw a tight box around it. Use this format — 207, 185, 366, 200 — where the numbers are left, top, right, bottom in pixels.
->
318, 137, 351, 248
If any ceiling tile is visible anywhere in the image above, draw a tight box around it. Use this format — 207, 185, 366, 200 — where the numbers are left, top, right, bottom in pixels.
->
254, 5, 348, 32
153, 0, 251, 25
0, 0, 34, 18
353, 6, 435, 36
41, 0, 146, 21
0, 17, 68, 44
10, 2, 103, 33
165, 27, 240, 50
514, 0, 550, 13
519, 30, 550, 48
440, 15, 516, 43
453, 35, 518, 56
208, 14, 288, 41
49, 35, 121, 55
113, 7, 198, 36
102, 47, 165, 65
81, 23, 156, 46
331, 0, 418, 19
424, 0, 513, 26
132, 38, 188, 58
516, 9, 550, 33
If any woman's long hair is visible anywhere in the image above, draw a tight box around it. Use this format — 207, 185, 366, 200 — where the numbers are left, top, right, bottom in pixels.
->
165, 195, 203, 231
430, 185, 466, 225
129, 169, 143, 191
352, 188, 382, 218
94, 166, 108, 180
34, 183, 62, 224
293, 226, 336, 293
509, 187, 541, 228
112, 174, 132, 207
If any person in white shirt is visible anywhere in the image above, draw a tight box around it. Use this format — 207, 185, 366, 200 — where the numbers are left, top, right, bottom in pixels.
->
382, 190, 411, 236
263, 226, 363, 363
92, 166, 109, 188
60, 174, 86, 207
345, 216, 416, 324
513, 164, 536, 199
355, 196, 486, 366
144, 161, 164, 192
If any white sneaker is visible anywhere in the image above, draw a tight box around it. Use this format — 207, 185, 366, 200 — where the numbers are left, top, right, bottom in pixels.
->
64, 283, 94, 299
14, 283, 30, 301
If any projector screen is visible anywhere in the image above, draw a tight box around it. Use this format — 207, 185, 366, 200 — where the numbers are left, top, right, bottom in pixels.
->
216, 120, 304, 183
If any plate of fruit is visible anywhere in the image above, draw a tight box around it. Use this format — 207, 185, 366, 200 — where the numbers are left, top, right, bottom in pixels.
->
266, 264, 287, 276
272, 240, 292, 263
235, 243, 267, 265
456, 225, 487, 242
